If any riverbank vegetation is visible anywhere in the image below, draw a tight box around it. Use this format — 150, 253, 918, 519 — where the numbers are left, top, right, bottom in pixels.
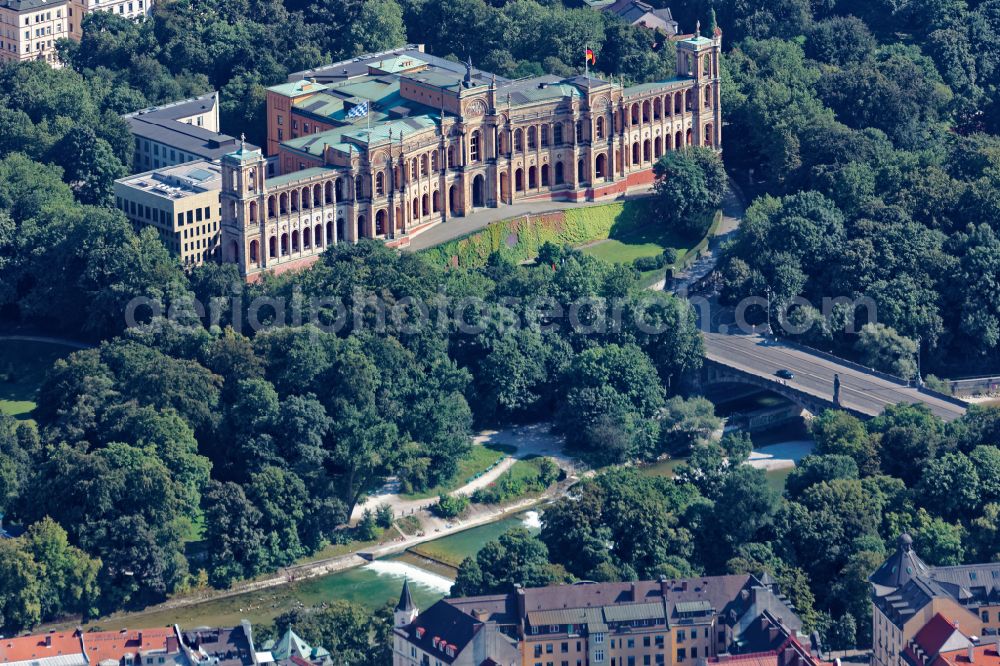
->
456, 404, 1000, 651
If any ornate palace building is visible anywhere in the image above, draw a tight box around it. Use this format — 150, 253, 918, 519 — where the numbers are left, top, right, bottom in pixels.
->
220, 35, 722, 280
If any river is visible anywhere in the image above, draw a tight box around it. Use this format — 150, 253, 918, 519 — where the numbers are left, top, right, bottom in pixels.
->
88, 512, 542, 631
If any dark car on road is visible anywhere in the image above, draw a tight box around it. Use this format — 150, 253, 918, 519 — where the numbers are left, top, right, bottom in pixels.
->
775, 368, 794, 380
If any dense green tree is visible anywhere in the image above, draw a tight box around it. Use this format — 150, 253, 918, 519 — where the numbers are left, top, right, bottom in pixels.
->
271, 601, 392, 665
22, 518, 100, 622
855, 323, 918, 379
658, 396, 721, 456
202, 481, 268, 588
869, 404, 944, 484
452, 527, 570, 596
785, 454, 859, 499
805, 16, 876, 66
0, 539, 41, 632
653, 147, 727, 236
811, 410, 878, 473
916, 452, 979, 521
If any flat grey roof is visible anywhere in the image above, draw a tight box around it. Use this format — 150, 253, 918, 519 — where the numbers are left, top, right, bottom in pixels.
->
123, 91, 219, 122
127, 116, 249, 160
116, 159, 222, 201
124, 92, 257, 160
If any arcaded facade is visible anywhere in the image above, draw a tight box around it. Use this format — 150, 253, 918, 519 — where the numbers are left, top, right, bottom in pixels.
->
220, 36, 722, 280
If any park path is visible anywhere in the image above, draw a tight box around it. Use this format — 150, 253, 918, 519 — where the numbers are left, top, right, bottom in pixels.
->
653, 178, 746, 293
349, 422, 574, 523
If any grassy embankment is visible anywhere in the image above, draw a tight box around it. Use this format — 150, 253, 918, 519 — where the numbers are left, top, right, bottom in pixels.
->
422, 198, 719, 287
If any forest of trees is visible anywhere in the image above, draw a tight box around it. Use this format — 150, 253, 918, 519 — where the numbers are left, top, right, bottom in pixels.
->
1, 0, 999, 655
0, 239, 706, 628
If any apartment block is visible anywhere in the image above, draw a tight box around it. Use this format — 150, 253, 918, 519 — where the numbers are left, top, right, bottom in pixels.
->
870, 534, 1000, 666
124, 92, 257, 172
114, 159, 222, 267
392, 574, 819, 666
0, 0, 73, 67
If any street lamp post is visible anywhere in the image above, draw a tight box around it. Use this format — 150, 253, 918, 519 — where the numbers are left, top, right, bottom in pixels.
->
765, 287, 772, 339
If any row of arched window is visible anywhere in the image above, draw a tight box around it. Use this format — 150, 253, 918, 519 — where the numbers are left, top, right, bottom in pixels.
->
247, 220, 340, 265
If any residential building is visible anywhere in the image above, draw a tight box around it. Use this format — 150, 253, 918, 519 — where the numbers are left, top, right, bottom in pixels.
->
70, 0, 152, 27
930, 639, 1000, 666
870, 534, 1000, 666
0, 622, 320, 666
123, 92, 266, 174
0, 0, 72, 67
0, 630, 87, 666
602, 0, 679, 34
709, 625, 829, 666
220, 35, 722, 280
114, 159, 222, 266
178, 623, 257, 666
0, 0, 151, 67
81, 627, 186, 666
392, 574, 811, 666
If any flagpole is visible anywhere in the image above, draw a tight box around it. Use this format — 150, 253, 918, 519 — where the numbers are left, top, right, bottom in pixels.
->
585, 48, 589, 79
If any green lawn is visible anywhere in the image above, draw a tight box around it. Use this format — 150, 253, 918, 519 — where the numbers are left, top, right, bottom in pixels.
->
0, 340, 77, 421
578, 205, 716, 284
398, 442, 517, 500
506, 456, 550, 485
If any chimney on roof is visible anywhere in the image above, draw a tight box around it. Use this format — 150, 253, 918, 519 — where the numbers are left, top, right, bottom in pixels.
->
969, 645, 975, 663
631, 582, 638, 602
516, 585, 527, 624
166, 636, 178, 654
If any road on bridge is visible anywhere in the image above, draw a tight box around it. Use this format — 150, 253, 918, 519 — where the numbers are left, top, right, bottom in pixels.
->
703, 333, 966, 422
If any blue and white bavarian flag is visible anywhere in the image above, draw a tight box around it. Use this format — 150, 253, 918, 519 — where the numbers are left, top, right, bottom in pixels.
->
346, 100, 369, 119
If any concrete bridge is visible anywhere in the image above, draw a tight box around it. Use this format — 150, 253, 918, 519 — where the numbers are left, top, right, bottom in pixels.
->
701, 333, 967, 422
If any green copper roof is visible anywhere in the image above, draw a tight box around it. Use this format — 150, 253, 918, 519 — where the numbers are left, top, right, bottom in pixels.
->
625, 77, 690, 95
513, 83, 583, 104
223, 138, 263, 164
404, 69, 483, 92
679, 35, 715, 47
265, 166, 340, 188
371, 55, 428, 73
269, 79, 329, 97
283, 113, 439, 157
270, 628, 311, 661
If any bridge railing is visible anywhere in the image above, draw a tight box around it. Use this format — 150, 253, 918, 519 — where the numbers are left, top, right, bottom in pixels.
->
948, 376, 1000, 397
765, 337, 970, 411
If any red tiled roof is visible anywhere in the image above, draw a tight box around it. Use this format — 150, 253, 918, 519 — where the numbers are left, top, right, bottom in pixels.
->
0, 632, 85, 663
936, 644, 1000, 666
712, 651, 780, 666
81, 628, 175, 664
904, 613, 972, 664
